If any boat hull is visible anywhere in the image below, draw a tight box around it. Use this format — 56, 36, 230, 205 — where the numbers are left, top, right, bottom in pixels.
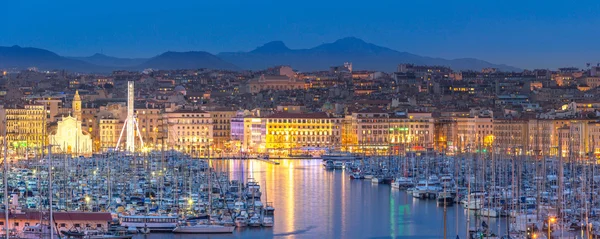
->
172, 225, 235, 234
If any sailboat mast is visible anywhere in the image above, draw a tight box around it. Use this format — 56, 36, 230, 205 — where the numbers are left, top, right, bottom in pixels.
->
3, 118, 9, 238
48, 145, 54, 239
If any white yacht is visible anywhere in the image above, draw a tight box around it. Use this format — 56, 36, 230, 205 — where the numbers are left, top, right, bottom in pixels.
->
262, 204, 275, 227
391, 177, 414, 189
412, 180, 429, 198
461, 192, 486, 210
333, 161, 345, 169
119, 215, 178, 232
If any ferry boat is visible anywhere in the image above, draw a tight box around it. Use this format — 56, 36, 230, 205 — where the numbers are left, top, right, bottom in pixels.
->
119, 215, 178, 232
321, 151, 356, 161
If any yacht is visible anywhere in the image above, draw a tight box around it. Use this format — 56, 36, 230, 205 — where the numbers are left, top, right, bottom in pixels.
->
323, 160, 334, 169
412, 180, 429, 198
333, 161, 344, 169
119, 215, 178, 232
391, 177, 414, 189
461, 192, 486, 210
321, 151, 356, 161
436, 191, 455, 206
245, 179, 262, 199
262, 204, 275, 227
440, 175, 455, 189
19, 224, 59, 239
248, 214, 262, 227
172, 223, 235, 234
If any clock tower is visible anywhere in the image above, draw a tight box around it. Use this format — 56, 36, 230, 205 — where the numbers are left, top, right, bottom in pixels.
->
73, 90, 82, 120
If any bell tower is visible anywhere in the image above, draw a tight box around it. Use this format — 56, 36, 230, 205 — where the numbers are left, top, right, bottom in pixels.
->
73, 90, 82, 120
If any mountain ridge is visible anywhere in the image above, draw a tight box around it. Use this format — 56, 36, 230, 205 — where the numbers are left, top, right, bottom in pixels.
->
0, 38, 521, 72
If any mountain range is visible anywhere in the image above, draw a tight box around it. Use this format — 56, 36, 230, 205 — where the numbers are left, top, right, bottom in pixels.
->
0, 37, 520, 73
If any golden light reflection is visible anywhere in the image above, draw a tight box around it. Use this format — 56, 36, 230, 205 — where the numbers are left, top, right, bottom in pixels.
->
285, 161, 295, 233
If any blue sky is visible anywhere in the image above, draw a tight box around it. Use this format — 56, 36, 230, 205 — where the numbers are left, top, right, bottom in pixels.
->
1, 0, 599, 69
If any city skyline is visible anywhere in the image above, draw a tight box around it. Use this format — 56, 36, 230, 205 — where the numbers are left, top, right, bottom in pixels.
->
2, 0, 600, 70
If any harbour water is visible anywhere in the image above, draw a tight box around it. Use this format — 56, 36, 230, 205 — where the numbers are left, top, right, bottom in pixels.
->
136, 159, 507, 239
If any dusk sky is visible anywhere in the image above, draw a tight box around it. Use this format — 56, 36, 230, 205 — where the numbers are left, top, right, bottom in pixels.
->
2, 0, 599, 69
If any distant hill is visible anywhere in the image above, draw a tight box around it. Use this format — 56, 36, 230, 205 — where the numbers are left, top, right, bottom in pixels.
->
0, 45, 109, 72
0, 38, 520, 72
137, 51, 239, 71
218, 37, 521, 72
0, 47, 239, 72
69, 53, 148, 67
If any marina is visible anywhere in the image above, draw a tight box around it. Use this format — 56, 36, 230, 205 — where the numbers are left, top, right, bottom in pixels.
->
1, 150, 599, 238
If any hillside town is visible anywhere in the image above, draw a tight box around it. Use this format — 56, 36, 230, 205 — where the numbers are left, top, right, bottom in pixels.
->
2, 63, 600, 159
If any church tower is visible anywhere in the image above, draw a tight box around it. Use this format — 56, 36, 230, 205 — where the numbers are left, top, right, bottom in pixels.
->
73, 90, 82, 120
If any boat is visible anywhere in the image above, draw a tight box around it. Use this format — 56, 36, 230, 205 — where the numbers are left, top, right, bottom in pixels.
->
245, 179, 262, 199
391, 177, 414, 189
323, 160, 334, 169
349, 172, 364, 180
436, 191, 455, 206
19, 224, 59, 239
119, 215, 178, 232
287, 153, 312, 159
461, 192, 486, 210
234, 214, 248, 227
261, 204, 275, 227
333, 161, 344, 169
480, 207, 500, 218
248, 214, 261, 227
256, 154, 269, 160
371, 176, 383, 184
85, 230, 134, 239
321, 151, 356, 161
172, 223, 235, 234
412, 180, 431, 199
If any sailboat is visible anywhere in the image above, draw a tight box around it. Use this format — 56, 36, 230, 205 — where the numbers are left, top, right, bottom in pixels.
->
172, 147, 235, 234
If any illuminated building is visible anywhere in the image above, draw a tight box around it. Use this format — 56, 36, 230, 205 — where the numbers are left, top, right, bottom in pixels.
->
99, 119, 122, 152
135, 107, 163, 150
49, 91, 92, 155
210, 110, 236, 152
1, 104, 46, 156
265, 112, 339, 154
433, 117, 457, 153
242, 117, 266, 153
493, 118, 529, 155
247, 74, 305, 94
389, 112, 434, 152
454, 110, 494, 153
24, 93, 66, 123
164, 109, 212, 155
50, 115, 92, 155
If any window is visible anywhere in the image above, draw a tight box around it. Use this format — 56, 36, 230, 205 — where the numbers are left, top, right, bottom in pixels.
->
60, 223, 66, 228
75, 224, 80, 228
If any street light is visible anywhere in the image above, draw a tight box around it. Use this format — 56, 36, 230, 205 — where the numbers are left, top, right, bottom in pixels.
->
548, 216, 556, 239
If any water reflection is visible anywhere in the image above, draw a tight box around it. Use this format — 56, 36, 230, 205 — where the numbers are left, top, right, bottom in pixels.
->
136, 159, 507, 239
